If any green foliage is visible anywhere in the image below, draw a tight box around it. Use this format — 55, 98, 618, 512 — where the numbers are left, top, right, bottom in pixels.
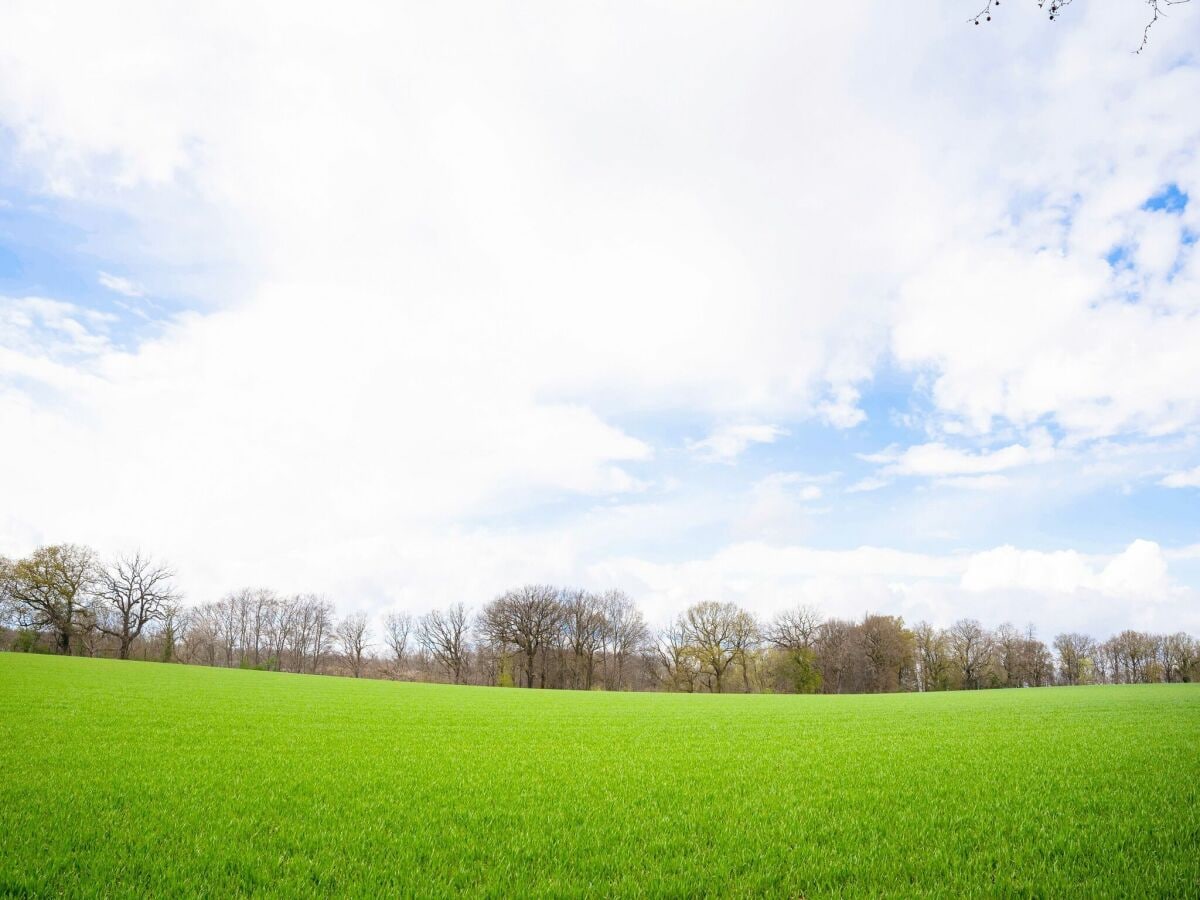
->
160, 624, 175, 663
784, 647, 823, 694
497, 652, 515, 688
12, 630, 40, 653
1, 654, 1197, 896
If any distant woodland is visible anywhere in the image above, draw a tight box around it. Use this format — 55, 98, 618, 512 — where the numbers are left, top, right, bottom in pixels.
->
3, 544, 1197, 692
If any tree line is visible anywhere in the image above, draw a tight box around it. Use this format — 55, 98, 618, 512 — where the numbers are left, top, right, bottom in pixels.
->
3, 543, 1198, 692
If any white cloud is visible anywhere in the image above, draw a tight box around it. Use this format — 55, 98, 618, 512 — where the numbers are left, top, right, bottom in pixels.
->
591, 539, 1196, 634
961, 540, 1170, 598
730, 473, 827, 542
935, 474, 1011, 491
0, 1, 1198, 623
97, 271, 144, 297
817, 385, 867, 429
862, 431, 1056, 478
0, 297, 115, 400
687, 423, 786, 463
846, 476, 890, 494
1161, 465, 1200, 488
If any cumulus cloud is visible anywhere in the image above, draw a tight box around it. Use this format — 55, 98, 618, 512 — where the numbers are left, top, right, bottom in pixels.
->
863, 435, 1056, 478
591, 539, 1196, 634
688, 424, 787, 463
961, 540, 1170, 598
0, 1, 1197, 627
817, 386, 868, 429
1161, 466, 1200, 488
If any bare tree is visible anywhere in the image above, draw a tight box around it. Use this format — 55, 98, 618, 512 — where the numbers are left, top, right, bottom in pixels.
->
1106, 630, 1161, 683
1161, 632, 1198, 683
949, 619, 993, 690
248, 588, 278, 667
913, 621, 950, 692
418, 603, 471, 684
383, 611, 413, 676
768, 605, 823, 652
94, 552, 180, 660
857, 614, 914, 693
654, 620, 700, 692
478, 585, 562, 688
283, 594, 333, 673
264, 595, 300, 671
1022, 625, 1055, 687
309, 598, 336, 674
815, 618, 854, 694
335, 612, 372, 677
600, 590, 648, 690
0, 544, 98, 655
766, 605, 824, 693
562, 590, 606, 690
730, 608, 760, 692
970, 0, 1192, 53
994, 623, 1025, 688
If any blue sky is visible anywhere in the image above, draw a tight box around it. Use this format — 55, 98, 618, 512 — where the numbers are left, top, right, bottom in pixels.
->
1, 1, 1198, 636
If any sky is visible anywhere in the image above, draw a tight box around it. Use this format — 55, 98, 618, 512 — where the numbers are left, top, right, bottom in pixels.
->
1, 1, 1199, 637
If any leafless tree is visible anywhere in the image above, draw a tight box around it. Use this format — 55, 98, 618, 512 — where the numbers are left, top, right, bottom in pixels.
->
1161, 632, 1198, 683
9, 546, 1200, 696
1022, 625, 1055, 687
335, 612, 372, 677
969, 0, 1192, 53
654, 619, 700, 692
478, 585, 562, 688
815, 618, 854, 694
730, 609, 760, 692
94, 552, 180, 660
768, 605, 823, 652
600, 590, 648, 690
1104, 630, 1161, 683
561, 590, 606, 690
857, 614, 914, 693
418, 603, 471, 684
913, 621, 950, 692
765, 605, 823, 693
994, 623, 1035, 687
383, 611, 413, 675
308, 598, 335, 674
247, 588, 279, 667
1056, 633, 1094, 681
282, 594, 334, 673
949, 619, 993, 689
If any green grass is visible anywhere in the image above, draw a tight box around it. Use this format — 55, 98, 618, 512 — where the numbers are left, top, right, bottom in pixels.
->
1, 655, 1197, 897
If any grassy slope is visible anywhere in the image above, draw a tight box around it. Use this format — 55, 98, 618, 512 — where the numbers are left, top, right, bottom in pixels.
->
0, 654, 1197, 897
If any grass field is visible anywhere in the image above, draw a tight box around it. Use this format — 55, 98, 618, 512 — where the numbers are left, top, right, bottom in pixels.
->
1, 654, 1197, 897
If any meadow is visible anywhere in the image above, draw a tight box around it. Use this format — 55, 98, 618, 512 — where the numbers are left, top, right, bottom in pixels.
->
1, 654, 1197, 897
